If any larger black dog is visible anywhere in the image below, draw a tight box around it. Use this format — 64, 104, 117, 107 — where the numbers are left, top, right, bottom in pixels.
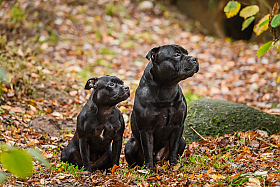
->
61, 75, 130, 172
125, 45, 199, 170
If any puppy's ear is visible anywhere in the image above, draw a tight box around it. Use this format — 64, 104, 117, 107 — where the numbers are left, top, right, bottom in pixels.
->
146, 47, 160, 63
85, 77, 98, 90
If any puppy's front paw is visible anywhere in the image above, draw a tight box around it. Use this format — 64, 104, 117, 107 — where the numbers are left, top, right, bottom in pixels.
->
145, 163, 154, 172
84, 166, 93, 173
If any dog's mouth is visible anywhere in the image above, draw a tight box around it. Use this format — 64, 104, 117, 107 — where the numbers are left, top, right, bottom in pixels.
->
112, 90, 130, 101
120, 91, 130, 98
182, 59, 199, 75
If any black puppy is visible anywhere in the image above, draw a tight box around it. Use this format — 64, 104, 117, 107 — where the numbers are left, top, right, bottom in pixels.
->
61, 75, 130, 172
125, 45, 199, 170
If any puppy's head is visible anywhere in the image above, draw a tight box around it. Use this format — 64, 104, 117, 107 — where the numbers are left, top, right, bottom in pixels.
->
146, 44, 199, 83
85, 75, 130, 106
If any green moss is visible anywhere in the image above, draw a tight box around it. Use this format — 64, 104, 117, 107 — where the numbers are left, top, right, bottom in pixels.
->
184, 99, 280, 143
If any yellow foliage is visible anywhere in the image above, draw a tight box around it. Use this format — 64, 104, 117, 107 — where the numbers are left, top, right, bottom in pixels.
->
211, 174, 226, 180
224, 1, 241, 18
254, 14, 270, 36
276, 75, 280, 83
240, 5, 259, 19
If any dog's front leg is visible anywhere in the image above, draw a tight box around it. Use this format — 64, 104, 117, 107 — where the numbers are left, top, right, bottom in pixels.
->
112, 136, 122, 166
169, 125, 184, 165
79, 137, 92, 172
139, 130, 154, 170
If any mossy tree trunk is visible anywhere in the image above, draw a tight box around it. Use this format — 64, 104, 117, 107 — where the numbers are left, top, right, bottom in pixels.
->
184, 99, 280, 144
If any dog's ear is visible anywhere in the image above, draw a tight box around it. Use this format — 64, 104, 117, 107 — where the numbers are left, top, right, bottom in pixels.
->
85, 77, 98, 90
146, 47, 160, 63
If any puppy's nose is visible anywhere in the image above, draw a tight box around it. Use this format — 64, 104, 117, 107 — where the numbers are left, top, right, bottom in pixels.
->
124, 86, 129, 91
190, 57, 198, 65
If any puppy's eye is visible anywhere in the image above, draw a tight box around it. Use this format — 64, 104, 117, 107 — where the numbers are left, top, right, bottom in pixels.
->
108, 82, 115, 87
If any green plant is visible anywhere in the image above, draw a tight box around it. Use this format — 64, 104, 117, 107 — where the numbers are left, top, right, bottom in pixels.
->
0, 144, 50, 183
52, 161, 84, 177
184, 84, 201, 103
180, 153, 209, 173
10, 5, 26, 27
224, 1, 280, 57
119, 165, 151, 183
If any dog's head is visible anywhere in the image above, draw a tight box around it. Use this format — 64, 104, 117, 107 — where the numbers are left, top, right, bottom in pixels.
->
85, 75, 130, 106
146, 44, 199, 84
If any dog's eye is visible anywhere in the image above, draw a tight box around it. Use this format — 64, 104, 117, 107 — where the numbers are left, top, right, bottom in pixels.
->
174, 53, 181, 57
108, 82, 115, 87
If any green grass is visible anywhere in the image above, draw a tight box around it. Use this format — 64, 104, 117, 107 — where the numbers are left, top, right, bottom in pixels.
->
118, 165, 152, 183
184, 84, 201, 103
10, 5, 26, 24
179, 148, 235, 174
52, 161, 84, 178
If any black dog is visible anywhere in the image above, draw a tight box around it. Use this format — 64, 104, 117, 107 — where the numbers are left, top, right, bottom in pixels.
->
125, 44, 199, 170
61, 75, 130, 172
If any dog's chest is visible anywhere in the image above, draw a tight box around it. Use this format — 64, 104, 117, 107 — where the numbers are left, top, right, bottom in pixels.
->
90, 121, 120, 142
154, 106, 182, 128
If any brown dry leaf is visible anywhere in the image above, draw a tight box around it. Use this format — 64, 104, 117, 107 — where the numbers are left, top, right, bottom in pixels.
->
31, 73, 38, 78
172, 163, 181, 171
10, 107, 22, 113
17, 48, 25, 57
272, 2, 279, 17
207, 168, 216, 175
69, 90, 78, 96
248, 177, 261, 186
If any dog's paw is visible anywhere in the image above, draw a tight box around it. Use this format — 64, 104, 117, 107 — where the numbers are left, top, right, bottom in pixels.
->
84, 166, 93, 173
169, 159, 178, 166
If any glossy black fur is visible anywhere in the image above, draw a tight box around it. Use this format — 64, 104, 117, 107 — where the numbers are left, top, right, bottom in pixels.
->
124, 45, 199, 170
61, 75, 130, 172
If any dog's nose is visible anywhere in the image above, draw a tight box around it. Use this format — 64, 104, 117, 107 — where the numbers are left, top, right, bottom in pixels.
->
190, 57, 198, 65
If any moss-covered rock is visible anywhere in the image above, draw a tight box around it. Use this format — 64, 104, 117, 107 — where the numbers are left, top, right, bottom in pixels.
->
184, 99, 280, 144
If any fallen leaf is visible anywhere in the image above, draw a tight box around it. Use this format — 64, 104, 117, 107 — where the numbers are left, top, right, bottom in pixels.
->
248, 177, 261, 186
69, 90, 78, 96
10, 107, 22, 113
111, 164, 119, 172
162, 165, 167, 171
211, 174, 226, 180
254, 170, 268, 177
172, 163, 180, 171
17, 48, 25, 57
51, 112, 61, 117
137, 169, 149, 174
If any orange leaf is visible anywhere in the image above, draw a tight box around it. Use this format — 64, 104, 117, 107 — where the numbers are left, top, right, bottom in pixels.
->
243, 146, 249, 153
111, 164, 119, 172
52, 100, 58, 106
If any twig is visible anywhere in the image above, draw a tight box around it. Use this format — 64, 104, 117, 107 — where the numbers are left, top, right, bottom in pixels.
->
190, 127, 208, 141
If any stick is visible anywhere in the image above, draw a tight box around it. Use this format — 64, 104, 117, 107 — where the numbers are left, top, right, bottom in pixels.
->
190, 127, 208, 141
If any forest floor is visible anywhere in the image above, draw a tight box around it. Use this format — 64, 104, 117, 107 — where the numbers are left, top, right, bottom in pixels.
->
0, 0, 280, 186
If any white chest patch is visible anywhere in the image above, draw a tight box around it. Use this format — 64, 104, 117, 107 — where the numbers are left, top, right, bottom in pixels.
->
100, 128, 105, 139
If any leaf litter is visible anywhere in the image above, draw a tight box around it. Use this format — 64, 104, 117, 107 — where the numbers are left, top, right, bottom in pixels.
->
0, 0, 280, 186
